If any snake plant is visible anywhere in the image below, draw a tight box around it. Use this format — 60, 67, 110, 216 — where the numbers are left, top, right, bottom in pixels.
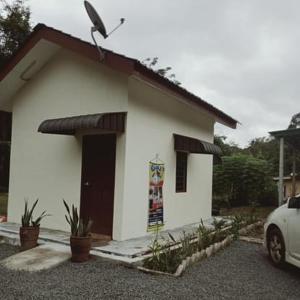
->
21, 199, 49, 227
63, 199, 93, 237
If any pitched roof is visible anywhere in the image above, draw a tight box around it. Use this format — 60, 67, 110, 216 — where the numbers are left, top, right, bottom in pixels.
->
0, 24, 237, 128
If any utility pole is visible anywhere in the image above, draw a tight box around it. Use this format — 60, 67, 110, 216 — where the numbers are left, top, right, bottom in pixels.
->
292, 148, 296, 197
278, 137, 284, 206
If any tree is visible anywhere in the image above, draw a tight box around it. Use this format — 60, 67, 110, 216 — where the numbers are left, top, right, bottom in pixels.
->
244, 136, 300, 177
213, 154, 277, 208
214, 135, 241, 157
0, 0, 31, 67
243, 137, 279, 175
288, 112, 300, 129
0, 0, 31, 192
142, 57, 181, 85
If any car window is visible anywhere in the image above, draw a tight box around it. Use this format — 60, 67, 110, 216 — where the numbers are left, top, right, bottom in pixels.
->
289, 197, 300, 208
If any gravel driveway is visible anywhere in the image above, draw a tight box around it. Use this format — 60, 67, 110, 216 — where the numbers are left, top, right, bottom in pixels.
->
0, 241, 299, 300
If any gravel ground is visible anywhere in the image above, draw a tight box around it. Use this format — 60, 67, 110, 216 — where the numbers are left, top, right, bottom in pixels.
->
0, 243, 19, 260
0, 241, 299, 300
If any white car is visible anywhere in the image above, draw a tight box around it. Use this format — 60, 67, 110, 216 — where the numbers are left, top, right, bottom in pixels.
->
264, 195, 300, 268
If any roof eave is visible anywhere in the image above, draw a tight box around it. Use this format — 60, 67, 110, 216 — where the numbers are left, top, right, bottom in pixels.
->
133, 62, 237, 129
0, 23, 238, 129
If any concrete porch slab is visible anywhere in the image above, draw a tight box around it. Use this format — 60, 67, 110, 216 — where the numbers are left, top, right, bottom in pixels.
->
0, 243, 71, 272
0, 222, 70, 245
0, 218, 226, 264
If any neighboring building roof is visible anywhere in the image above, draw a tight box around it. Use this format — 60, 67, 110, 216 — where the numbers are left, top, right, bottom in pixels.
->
270, 128, 300, 150
0, 24, 238, 129
269, 128, 300, 138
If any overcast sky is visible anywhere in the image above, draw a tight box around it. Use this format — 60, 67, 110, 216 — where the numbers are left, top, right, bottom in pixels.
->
23, 0, 300, 146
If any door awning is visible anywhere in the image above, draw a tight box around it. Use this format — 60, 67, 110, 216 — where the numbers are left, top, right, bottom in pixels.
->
38, 112, 126, 135
174, 134, 222, 156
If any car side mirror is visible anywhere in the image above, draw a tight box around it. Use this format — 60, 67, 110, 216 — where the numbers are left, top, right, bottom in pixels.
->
288, 197, 300, 209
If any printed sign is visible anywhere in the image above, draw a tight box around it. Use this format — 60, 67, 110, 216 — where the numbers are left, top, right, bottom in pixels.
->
148, 161, 165, 231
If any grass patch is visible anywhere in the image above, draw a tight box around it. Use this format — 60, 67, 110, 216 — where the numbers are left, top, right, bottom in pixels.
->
220, 206, 276, 219
0, 193, 8, 215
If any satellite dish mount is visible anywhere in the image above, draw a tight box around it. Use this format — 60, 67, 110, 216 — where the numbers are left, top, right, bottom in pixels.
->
84, 1, 125, 61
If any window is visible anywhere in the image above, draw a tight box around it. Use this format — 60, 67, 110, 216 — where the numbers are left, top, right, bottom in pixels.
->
176, 151, 188, 192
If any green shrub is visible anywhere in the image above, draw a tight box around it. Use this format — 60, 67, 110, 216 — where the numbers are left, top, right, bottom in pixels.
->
143, 233, 181, 274
179, 231, 196, 259
229, 215, 244, 239
197, 220, 213, 251
144, 218, 240, 274
213, 154, 277, 207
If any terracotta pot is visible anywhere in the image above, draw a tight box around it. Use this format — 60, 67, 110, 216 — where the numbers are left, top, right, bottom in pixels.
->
70, 236, 92, 262
19, 226, 40, 251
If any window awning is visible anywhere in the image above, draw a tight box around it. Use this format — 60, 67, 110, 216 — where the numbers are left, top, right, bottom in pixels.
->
174, 134, 222, 156
38, 112, 126, 135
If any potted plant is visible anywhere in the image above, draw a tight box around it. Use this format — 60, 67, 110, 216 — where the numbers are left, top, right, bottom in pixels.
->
63, 200, 93, 262
20, 199, 49, 251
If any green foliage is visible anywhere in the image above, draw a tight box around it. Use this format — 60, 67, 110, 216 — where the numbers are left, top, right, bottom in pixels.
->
142, 57, 181, 85
244, 136, 300, 178
288, 112, 300, 129
210, 218, 227, 242
179, 231, 196, 258
21, 198, 37, 227
229, 215, 244, 239
160, 244, 181, 274
212, 218, 226, 231
213, 154, 277, 207
143, 233, 181, 274
214, 134, 300, 196
144, 237, 162, 271
144, 229, 199, 274
31, 210, 50, 227
144, 218, 241, 274
0, 0, 32, 67
228, 213, 259, 239
196, 220, 213, 250
63, 199, 92, 237
21, 199, 49, 227
214, 135, 241, 157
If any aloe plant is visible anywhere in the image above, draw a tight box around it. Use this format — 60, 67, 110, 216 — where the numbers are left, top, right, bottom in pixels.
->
63, 199, 92, 237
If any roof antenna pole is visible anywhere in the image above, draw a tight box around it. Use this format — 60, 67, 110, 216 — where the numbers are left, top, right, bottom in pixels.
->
91, 27, 105, 61
84, 1, 125, 62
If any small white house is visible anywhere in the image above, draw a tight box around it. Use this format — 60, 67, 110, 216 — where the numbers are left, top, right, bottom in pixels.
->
0, 24, 237, 241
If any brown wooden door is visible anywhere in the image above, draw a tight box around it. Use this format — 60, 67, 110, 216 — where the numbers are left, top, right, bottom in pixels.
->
80, 134, 116, 237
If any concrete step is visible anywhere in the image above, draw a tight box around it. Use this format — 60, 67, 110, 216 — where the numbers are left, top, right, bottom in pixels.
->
0, 243, 71, 272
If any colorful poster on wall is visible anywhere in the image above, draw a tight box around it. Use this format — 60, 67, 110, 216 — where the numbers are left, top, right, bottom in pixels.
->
148, 160, 165, 232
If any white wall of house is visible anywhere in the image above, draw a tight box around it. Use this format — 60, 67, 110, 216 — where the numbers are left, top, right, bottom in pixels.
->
8, 49, 128, 237
7, 48, 216, 241
117, 77, 215, 240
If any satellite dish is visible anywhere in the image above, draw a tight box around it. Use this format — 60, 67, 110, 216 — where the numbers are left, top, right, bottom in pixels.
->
84, 1, 108, 39
84, 1, 125, 61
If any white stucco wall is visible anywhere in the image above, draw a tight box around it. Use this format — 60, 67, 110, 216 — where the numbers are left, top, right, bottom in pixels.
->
117, 77, 215, 240
8, 48, 217, 241
8, 49, 128, 237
